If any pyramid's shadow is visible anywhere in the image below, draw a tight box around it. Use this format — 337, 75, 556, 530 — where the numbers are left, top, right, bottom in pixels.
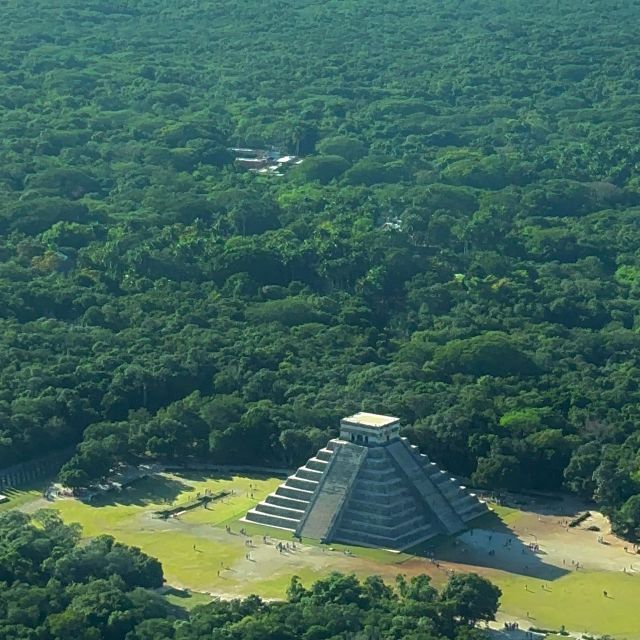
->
408, 511, 569, 580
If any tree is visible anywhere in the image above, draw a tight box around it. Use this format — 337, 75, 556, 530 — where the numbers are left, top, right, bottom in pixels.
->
125, 619, 175, 640
440, 573, 501, 625
402, 574, 437, 602
286, 575, 309, 603
431, 333, 539, 378
612, 495, 640, 540
289, 156, 350, 184
310, 573, 369, 608
564, 442, 602, 498
316, 136, 367, 163
471, 454, 524, 491
342, 158, 408, 186
279, 429, 315, 466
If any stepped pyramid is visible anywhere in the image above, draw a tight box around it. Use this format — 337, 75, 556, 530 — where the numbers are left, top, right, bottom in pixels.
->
244, 413, 487, 550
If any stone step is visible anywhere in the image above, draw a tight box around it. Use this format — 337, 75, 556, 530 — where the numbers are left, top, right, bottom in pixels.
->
254, 502, 305, 519
316, 449, 333, 462
429, 474, 462, 490
286, 476, 319, 491
361, 457, 392, 470
306, 457, 329, 471
350, 486, 411, 501
388, 439, 465, 535
276, 485, 314, 501
335, 523, 436, 549
244, 509, 298, 531
296, 467, 324, 481
326, 440, 340, 451
352, 475, 405, 488
346, 497, 416, 515
339, 513, 428, 535
358, 468, 398, 481
266, 493, 309, 511
438, 487, 481, 512
342, 502, 423, 523
448, 496, 478, 513
298, 442, 368, 541
459, 501, 488, 522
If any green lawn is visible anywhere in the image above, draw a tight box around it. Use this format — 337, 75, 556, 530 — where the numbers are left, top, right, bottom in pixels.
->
0, 479, 54, 512
486, 502, 522, 525
50, 473, 282, 592
164, 588, 214, 610
494, 570, 640, 638
250, 566, 323, 599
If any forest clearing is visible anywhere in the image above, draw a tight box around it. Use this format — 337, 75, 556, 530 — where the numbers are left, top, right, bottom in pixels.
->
7, 471, 640, 638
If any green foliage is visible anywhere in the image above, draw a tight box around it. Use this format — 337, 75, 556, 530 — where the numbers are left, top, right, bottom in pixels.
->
290, 155, 350, 184
316, 136, 368, 163
343, 158, 409, 186
440, 573, 501, 625
0, 0, 639, 541
431, 332, 539, 378
471, 454, 524, 491
612, 495, 640, 541
0, 511, 167, 639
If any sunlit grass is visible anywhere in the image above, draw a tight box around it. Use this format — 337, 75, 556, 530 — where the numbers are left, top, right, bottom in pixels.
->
164, 589, 214, 610
494, 570, 640, 637
0, 479, 53, 512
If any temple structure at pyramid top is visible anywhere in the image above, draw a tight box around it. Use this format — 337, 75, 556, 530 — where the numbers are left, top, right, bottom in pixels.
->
243, 413, 488, 550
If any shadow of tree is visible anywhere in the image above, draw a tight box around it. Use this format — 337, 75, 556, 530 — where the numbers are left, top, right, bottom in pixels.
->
87, 474, 195, 507
495, 491, 594, 518
170, 470, 285, 483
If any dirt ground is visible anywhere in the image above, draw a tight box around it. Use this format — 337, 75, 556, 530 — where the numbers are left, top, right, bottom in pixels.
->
143, 490, 640, 602
440, 497, 640, 578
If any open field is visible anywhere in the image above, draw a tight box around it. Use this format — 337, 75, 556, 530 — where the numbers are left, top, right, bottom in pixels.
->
10, 472, 640, 637
0, 477, 55, 512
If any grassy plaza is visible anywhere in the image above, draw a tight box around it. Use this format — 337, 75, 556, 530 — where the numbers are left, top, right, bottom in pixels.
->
5, 471, 640, 636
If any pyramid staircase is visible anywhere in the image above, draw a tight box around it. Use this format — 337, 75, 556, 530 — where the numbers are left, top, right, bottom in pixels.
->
243, 440, 343, 532
244, 424, 487, 550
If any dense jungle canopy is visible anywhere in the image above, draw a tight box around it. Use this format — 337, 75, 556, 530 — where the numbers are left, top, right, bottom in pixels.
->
1, 0, 640, 538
